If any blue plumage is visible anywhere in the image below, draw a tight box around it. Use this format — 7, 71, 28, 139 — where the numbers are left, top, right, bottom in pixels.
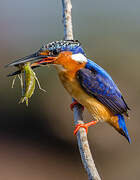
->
61, 44, 85, 55
117, 114, 131, 143
77, 59, 129, 116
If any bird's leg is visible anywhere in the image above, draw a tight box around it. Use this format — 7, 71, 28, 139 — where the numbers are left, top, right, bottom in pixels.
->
74, 120, 98, 135
70, 100, 97, 134
70, 100, 84, 111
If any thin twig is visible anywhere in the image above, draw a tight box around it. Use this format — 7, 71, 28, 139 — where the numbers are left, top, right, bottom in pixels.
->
61, 0, 101, 179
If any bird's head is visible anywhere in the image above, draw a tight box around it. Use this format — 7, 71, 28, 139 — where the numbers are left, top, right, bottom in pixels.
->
6, 40, 87, 75
38, 40, 87, 71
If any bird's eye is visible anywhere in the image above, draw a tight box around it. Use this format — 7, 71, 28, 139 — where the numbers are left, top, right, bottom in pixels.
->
52, 49, 59, 56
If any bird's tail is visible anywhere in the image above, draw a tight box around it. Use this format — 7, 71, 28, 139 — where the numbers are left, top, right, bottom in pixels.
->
110, 114, 131, 143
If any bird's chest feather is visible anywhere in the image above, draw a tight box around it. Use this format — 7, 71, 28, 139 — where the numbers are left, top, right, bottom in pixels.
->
57, 69, 113, 122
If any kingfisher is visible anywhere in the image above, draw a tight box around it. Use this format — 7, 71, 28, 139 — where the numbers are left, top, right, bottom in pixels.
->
6, 40, 131, 143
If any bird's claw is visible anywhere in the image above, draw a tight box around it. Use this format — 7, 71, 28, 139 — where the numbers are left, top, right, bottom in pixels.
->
74, 124, 88, 135
74, 121, 98, 135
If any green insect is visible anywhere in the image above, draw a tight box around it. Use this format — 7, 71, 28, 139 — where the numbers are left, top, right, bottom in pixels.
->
12, 63, 46, 106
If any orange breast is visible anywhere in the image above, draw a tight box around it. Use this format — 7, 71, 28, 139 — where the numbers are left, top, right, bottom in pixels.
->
57, 68, 114, 122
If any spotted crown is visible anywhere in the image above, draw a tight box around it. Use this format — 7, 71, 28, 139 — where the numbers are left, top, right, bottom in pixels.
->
39, 40, 85, 56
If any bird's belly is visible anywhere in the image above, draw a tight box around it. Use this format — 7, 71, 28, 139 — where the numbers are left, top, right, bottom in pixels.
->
58, 73, 113, 122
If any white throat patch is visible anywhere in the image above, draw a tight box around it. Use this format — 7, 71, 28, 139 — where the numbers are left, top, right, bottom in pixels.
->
71, 53, 87, 63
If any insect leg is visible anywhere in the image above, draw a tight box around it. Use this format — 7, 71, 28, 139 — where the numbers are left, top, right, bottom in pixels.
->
18, 74, 24, 96
11, 76, 17, 88
34, 72, 46, 92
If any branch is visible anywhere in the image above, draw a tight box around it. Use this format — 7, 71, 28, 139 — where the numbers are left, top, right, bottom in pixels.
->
62, 0, 73, 40
61, 1, 101, 180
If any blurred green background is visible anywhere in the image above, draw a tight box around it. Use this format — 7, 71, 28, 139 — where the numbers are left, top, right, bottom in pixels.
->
0, 0, 139, 179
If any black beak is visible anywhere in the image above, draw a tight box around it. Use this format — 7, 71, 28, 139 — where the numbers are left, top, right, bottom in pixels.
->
5, 52, 49, 67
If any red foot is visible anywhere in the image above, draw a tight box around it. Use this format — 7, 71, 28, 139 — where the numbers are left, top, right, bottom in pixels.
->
74, 121, 97, 135
70, 101, 84, 111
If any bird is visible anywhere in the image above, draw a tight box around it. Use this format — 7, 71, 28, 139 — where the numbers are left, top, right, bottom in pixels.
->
6, 40, 131, 143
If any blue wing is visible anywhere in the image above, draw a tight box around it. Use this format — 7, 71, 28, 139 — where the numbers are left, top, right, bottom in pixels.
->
77, 59, 129, 116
